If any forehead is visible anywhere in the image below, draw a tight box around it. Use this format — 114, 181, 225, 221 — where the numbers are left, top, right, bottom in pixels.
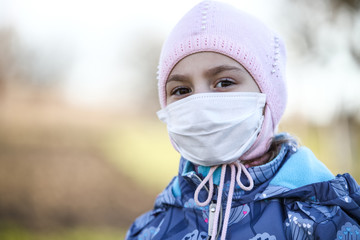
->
169, 52, 245, 76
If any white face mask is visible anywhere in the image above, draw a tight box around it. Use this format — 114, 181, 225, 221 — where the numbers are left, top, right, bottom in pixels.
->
157, 92, 266, 166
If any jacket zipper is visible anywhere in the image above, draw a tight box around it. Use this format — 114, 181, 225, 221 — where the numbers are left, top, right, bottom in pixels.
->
207, 193, 222, 239
208, 202, 217, 238
192, 174, 222, 239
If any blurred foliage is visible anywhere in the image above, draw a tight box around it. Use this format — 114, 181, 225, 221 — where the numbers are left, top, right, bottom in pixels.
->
103, 118, 179, 192
280, 114, 360, 182
1, 87, 358, 238
0, 94, 156, 234
0, 27, 73, 96
122, 30, 164, 114
279, 0, 360, 65
1, 95, 359, 238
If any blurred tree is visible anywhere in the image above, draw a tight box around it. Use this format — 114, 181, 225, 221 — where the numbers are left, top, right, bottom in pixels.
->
0, 28, 17, 99
279, 0, 360, 65
328, 0, 360, 65
277, 0, 360, 179
123, 31, 163, 115
278, 0, 360, 123
0, 27, 73, 103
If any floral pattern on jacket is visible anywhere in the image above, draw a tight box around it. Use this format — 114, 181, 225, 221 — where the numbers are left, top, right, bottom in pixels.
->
126, 135, 360, 239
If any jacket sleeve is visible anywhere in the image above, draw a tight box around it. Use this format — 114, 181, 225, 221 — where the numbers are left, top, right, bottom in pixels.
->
126, 177, 178, 239
314, 216, 360, 239
314, 174, 360, 239
125, 208, 166, 240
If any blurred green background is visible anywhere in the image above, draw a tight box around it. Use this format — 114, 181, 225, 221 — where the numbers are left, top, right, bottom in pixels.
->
0, 0, 359, 239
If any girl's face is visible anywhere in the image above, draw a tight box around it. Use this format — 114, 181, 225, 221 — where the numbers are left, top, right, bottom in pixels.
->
166, 52, 260, 104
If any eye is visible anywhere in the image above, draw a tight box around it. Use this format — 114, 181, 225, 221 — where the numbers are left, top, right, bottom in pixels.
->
215, 78, 235, 88
170, 86, 192, 96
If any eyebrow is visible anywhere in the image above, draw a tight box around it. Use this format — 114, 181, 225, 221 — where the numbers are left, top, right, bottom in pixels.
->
205, 65, 247, 77
166, 64, 248, 83
167, 74, 188, 83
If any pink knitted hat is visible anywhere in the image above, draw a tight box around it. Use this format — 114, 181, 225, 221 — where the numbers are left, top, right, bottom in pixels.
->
157, 0, 287, 160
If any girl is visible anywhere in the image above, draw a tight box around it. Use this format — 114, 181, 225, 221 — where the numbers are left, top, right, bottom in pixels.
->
126, 1, 360, 239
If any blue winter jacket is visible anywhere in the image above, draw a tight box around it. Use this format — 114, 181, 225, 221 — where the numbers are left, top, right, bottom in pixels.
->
126, 138, 360, 239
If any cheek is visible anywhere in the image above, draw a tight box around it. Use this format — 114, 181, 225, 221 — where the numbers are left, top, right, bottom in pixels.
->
246, 77, 261, 93
165, 85, 173, 100
240, 72, 260, 93
166, 97, 174, 105
233, 82, 260, 93
252, 83, 261, 93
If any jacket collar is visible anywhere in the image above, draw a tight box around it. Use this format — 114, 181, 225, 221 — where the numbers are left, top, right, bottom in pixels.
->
180, 140, 291, 189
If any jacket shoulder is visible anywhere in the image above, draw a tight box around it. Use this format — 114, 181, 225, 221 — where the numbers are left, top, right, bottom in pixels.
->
283, 173, 360, 238
126, 204, 175, 240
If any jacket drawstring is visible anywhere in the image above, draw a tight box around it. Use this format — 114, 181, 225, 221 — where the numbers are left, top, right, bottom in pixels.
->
194, 161, 254, 240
